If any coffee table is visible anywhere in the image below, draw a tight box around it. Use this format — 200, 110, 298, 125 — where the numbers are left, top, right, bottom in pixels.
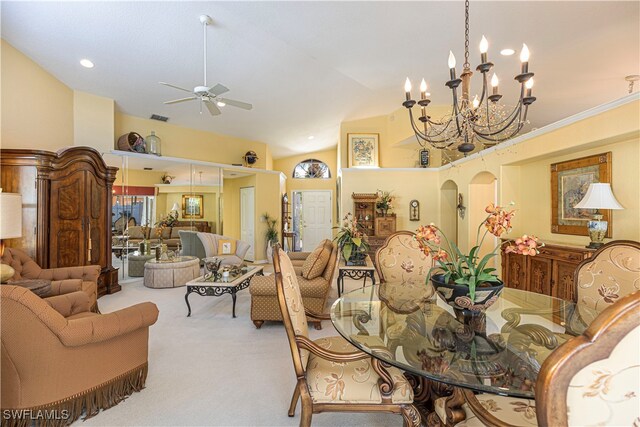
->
185, 266, 264, 318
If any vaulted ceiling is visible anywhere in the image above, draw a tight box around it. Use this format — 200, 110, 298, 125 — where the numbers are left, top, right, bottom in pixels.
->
2, 1, 638, 158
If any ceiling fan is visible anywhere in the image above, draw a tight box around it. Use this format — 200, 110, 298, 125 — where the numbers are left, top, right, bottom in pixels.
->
160, 15, 252, 116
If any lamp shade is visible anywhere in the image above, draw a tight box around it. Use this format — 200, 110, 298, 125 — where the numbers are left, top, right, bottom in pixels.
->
170, 203, 180, 212
0, 192, 23, 239
574, 183, 624, 210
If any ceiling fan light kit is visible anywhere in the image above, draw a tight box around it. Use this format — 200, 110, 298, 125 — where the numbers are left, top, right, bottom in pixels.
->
160, 15, 252, 117
402, 0, 537, 155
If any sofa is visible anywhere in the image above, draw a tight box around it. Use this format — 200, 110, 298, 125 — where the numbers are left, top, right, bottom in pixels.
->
179, 230, 251, 266
249, 239, 338, 329
1, 247, 100, 312
125, 225, 194, 250
1, 285, 158, 426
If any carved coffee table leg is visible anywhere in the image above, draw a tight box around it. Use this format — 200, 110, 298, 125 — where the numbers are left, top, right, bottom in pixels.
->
185, 287, 193, 317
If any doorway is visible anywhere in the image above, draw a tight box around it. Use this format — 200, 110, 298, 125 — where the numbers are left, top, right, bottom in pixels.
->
440, 180, 459, 245
469, 172, 498, 263
292, 190, 332, 252
240, 187, 255, 261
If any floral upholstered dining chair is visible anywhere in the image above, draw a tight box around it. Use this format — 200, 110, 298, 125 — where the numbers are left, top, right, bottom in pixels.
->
272, 245, 421, 427
574, 240, 640, 313
375, 231, 434, 285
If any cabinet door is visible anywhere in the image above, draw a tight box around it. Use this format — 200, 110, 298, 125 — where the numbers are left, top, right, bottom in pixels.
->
553, 261, 579, 302
86, 171, 107, 267
49, 171, 86, 267
503, 253, 527, 290
527, 256, 553, 295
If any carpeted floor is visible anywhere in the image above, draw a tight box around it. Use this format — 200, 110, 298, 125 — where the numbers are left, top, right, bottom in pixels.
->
83, 275, 402, 426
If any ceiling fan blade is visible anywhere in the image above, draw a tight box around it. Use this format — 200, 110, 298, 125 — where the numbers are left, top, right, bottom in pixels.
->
164, 96, 198, 104
159, 82, 192, 93
208, 83, 229, 96
203, 99, 222, 116
218, 98, 253, 110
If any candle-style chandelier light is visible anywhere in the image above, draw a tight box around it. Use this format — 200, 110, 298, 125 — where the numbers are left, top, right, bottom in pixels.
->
402, 0, 537, 155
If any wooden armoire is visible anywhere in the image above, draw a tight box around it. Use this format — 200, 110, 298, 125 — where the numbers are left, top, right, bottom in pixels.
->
1, 147, 119, 296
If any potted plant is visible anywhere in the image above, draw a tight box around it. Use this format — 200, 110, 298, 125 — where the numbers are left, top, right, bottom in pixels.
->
334, 213, 370, 264
160, 174, 175, 184
262, 213, 278, 263
376, 189, 394, 217
415, 202, 544, 311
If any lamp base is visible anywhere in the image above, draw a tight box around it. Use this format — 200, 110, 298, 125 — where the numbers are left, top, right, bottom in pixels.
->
586, 241, 605, 249
585, 215, 607, 249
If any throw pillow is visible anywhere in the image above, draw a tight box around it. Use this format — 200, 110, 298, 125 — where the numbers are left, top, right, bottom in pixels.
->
301, 240, 331, 280
217, 239, 236, 255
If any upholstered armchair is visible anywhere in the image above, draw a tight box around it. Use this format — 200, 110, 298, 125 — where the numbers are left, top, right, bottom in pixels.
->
249, 239, 338, 329
1, 247, 100, 312
574, 240, 640, 312
1, 285, 159, 426
430, 291, 640, 427
375, 231, 434, 285
272, 247, 420, 427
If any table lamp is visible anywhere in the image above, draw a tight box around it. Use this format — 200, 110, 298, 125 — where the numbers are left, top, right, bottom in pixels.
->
574, 183, 623, 249
0, 191, 23, 282
170, 202, 180, 215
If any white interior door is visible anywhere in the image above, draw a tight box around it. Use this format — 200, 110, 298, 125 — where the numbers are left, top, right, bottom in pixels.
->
240, 187, 255, 261
299, 190, 332, 252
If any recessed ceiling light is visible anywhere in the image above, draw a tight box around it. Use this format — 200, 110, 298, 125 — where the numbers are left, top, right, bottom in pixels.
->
500, 49, 515, 56
79, 59, 94, 68
308, 136, 315, 140
216, 101, 226, 107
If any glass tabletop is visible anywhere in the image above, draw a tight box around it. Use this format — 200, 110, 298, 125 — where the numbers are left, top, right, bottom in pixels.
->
330, 283, 599, 398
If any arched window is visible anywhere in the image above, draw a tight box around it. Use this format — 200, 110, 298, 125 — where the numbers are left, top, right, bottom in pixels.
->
292, 159, 331, 179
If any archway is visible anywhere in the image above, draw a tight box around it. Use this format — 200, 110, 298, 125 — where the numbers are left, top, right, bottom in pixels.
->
469, 172, 498, 263
440, 180, 458, 245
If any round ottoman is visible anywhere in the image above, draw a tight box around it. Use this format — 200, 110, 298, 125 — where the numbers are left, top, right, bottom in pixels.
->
128, 253, 156, 277
144, 256, 200, 289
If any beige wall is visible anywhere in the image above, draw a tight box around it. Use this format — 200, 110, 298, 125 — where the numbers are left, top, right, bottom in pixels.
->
156, 185, 220, 227
114, 169, 165, 187
114, 113, 271, 169
1, 39, 74, 150
273, 147, 338, 225
73, 91, 114, 152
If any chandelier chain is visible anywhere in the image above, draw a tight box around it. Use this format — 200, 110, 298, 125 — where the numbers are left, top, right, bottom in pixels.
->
463, 0, 470, 69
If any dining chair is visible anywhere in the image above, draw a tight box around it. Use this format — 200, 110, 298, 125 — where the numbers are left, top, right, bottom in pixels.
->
375, 231, 434, 285
429, 290, 640, 427
573, 240, 640, 312
272, 245, 421, 427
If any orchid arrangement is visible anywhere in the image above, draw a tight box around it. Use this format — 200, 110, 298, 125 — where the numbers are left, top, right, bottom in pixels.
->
333, 213, 370, 261
415, 202, 544, 300
376, 189, 395, 214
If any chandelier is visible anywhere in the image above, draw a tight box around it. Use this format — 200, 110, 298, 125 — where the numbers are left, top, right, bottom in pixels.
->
402, 0, 537, 154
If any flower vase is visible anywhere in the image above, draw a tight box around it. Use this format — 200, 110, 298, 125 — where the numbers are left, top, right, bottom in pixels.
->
430, 273, 504, 312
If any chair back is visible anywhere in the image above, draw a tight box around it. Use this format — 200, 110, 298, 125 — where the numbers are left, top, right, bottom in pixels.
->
273, 245, 310, 377
0, 247, 42, 280
574, 240, 640, 312
322, 242, 339, 283
536, 290, 640, 427
375, 231, 433, 284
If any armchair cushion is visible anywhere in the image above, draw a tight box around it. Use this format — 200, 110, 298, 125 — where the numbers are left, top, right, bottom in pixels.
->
306, 335, 413, 404
434, 394, 537, 427
217, 239, 237, 255
44, 291, 91, 317
171, 226, 195, 239
301, 240, 332, 280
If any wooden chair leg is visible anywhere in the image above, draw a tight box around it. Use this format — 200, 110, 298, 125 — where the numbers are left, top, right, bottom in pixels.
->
299, 385, 313, 427
253, 320, 264, 329
312, 321, 322, 330
401, 404, 421, 427
288, 384, 300, 417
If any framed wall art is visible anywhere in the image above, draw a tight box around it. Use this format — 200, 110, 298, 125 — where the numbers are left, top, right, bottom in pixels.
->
182, 194, 204, 219
348, 133, 379, 167
551, 152, 612, 237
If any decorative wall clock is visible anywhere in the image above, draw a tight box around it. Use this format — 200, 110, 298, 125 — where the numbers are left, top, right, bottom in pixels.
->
410, 199, 420, 221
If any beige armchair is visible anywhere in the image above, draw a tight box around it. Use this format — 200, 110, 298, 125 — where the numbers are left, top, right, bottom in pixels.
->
1, 285, 159, 426
574, 240, 640, 312
272, 246, 420, 427
1, 247, 100, 312
249, 239, 338, 329
375, 231, 434, 285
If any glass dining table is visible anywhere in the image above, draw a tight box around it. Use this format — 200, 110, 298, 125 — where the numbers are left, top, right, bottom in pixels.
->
330, 282, 599, 399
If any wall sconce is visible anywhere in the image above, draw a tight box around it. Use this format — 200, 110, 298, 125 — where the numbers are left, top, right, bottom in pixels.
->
457, 193, 466, 219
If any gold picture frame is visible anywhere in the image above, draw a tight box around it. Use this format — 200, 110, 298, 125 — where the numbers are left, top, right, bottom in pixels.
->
182, 194, 204, 219
551, 152, 612, 237
348, 133, 379, 167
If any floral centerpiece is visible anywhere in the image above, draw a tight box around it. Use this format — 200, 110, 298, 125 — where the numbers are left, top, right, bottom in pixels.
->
334, 213, 370, 263
376, 189, 394, 216
415, 202, 543, 310
261, 213, 279, 262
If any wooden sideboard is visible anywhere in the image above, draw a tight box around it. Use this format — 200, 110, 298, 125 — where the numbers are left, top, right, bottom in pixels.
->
1, 147, 119, 296
501, 241, 594, 301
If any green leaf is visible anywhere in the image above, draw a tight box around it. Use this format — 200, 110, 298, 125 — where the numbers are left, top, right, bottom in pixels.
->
342, 245, 353, 261
352, 237, 362, 247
